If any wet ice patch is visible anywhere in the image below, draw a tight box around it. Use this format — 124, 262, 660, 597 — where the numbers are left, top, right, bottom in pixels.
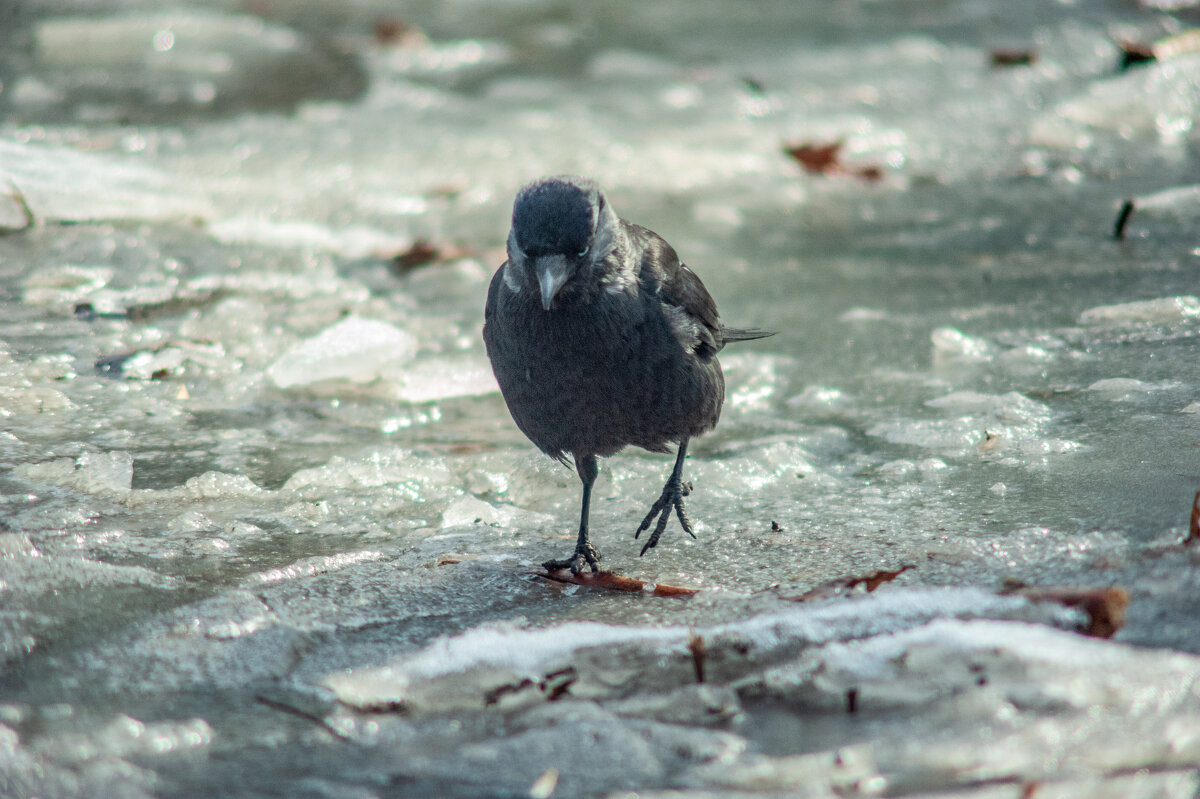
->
1078, 296, 1200, 326
1084, 377, 1179, 400
283, 447, 456, 500
0, 140, 211, 222
209, 217, 413, 258
29, 10, 363, 120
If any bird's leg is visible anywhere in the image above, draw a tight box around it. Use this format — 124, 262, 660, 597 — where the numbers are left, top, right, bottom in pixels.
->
542, 454, 602, 574
635, 439, 697, 556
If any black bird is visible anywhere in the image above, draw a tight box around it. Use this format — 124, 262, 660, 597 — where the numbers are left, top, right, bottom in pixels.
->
483, 176, 772, 574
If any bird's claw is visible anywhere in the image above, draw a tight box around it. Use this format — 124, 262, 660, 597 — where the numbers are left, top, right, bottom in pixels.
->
543, 541, 601, 574
635, 478, 695, 556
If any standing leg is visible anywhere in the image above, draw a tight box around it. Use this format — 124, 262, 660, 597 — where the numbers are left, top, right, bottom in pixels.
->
634, 439, 696, 556
542, 454, 602, 574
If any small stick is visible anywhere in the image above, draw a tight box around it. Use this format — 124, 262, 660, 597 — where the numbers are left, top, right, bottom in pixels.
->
1113, 199, 1135, 241
255, 695, 351, 742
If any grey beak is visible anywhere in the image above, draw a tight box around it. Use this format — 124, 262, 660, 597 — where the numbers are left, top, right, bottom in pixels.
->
535, 256, 569, 311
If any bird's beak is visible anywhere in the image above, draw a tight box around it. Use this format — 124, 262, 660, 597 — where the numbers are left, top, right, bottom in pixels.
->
535, 256, 569, 311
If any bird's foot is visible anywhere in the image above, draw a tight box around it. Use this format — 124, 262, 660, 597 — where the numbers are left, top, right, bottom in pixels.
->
635, 479, 695, 556
543, 540, 601, 575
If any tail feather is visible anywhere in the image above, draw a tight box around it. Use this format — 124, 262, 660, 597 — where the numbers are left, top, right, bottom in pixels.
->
723, 327, 775, 343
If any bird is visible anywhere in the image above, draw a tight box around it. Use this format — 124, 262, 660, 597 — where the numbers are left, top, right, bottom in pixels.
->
483, 175, 772, 574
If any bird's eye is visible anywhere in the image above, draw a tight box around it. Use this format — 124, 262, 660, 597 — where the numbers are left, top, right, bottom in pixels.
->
577, 244, 590, 258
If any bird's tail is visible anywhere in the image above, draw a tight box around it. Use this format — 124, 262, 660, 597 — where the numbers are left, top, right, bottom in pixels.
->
723, 327, 775, 343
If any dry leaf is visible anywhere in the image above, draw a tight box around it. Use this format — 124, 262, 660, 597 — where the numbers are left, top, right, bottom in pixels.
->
1006, 586, 1129, 638
784, 140, 884, 183
785, 564, 913, 602
536, 569, 698, 597
990, 48, 1037, 67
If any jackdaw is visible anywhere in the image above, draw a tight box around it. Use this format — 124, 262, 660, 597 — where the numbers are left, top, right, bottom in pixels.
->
483, 175, 772, 574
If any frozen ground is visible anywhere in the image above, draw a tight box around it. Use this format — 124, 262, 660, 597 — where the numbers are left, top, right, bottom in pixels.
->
2, 0, 1200, 796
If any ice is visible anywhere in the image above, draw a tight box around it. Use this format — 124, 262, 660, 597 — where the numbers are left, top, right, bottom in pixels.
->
208, 216, 413, 258
14, 451, 133, 501
383, 354, 499, 403
0, 140, 211, 222
3, 1, 1200, 795
440, 495, 515, 528
29, 10, 363, 120
1047, 54, 1200, 142
1078, 296, 1200, 326
21, 264, 114, 307
1084, 377, 1178, 400
867, 391, 1053, 460
267, 316, 419, 389
326, 588, 1079, 713
930, 326, 993, 362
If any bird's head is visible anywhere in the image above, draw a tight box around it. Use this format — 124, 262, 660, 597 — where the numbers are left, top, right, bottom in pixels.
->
506, 175, 621, 310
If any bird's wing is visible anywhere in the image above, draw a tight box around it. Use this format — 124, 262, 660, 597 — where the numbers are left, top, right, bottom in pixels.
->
484, 262, 505, 325
632, 225, 725, 357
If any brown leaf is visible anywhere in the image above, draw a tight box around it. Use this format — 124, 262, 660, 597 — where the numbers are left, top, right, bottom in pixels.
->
391, 239, 442, 272
535, 569, 699, 597
990, 48, 1037, 67
785, 141, 844, 175
1186, 490, 1200, 545
1118, 40, 1157, 70
390, 238, 472, 274
784, 140, 885, 183
786, 564, 914, 602
1007, 586, 1129, 638
373, 18, 428, 48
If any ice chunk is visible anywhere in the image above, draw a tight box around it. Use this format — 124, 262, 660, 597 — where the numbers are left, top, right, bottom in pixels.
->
931, 327, 993, 362
325, 588, 1079, 714
441, 495, 515, 528
384, 354, 499, 403
1047, 54, 1200, 142
1134, 184, 1200, 215
267, 316, 418, 389
22, 264, 113, 307
0, 385, 74, 415
16, 451, 134, 501
1078, 296, 1200, 326
73, 451, 134, 497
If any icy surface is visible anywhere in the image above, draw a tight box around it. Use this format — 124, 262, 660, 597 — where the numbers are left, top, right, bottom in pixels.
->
2, 0, 1200, 796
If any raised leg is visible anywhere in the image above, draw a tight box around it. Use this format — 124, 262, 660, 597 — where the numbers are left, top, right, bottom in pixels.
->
542, 454, 602, 574
634, 439, 697, 556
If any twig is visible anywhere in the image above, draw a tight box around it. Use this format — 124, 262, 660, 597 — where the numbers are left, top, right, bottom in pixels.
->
255, 695, 351, 742
1113, 199, 1135, 241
